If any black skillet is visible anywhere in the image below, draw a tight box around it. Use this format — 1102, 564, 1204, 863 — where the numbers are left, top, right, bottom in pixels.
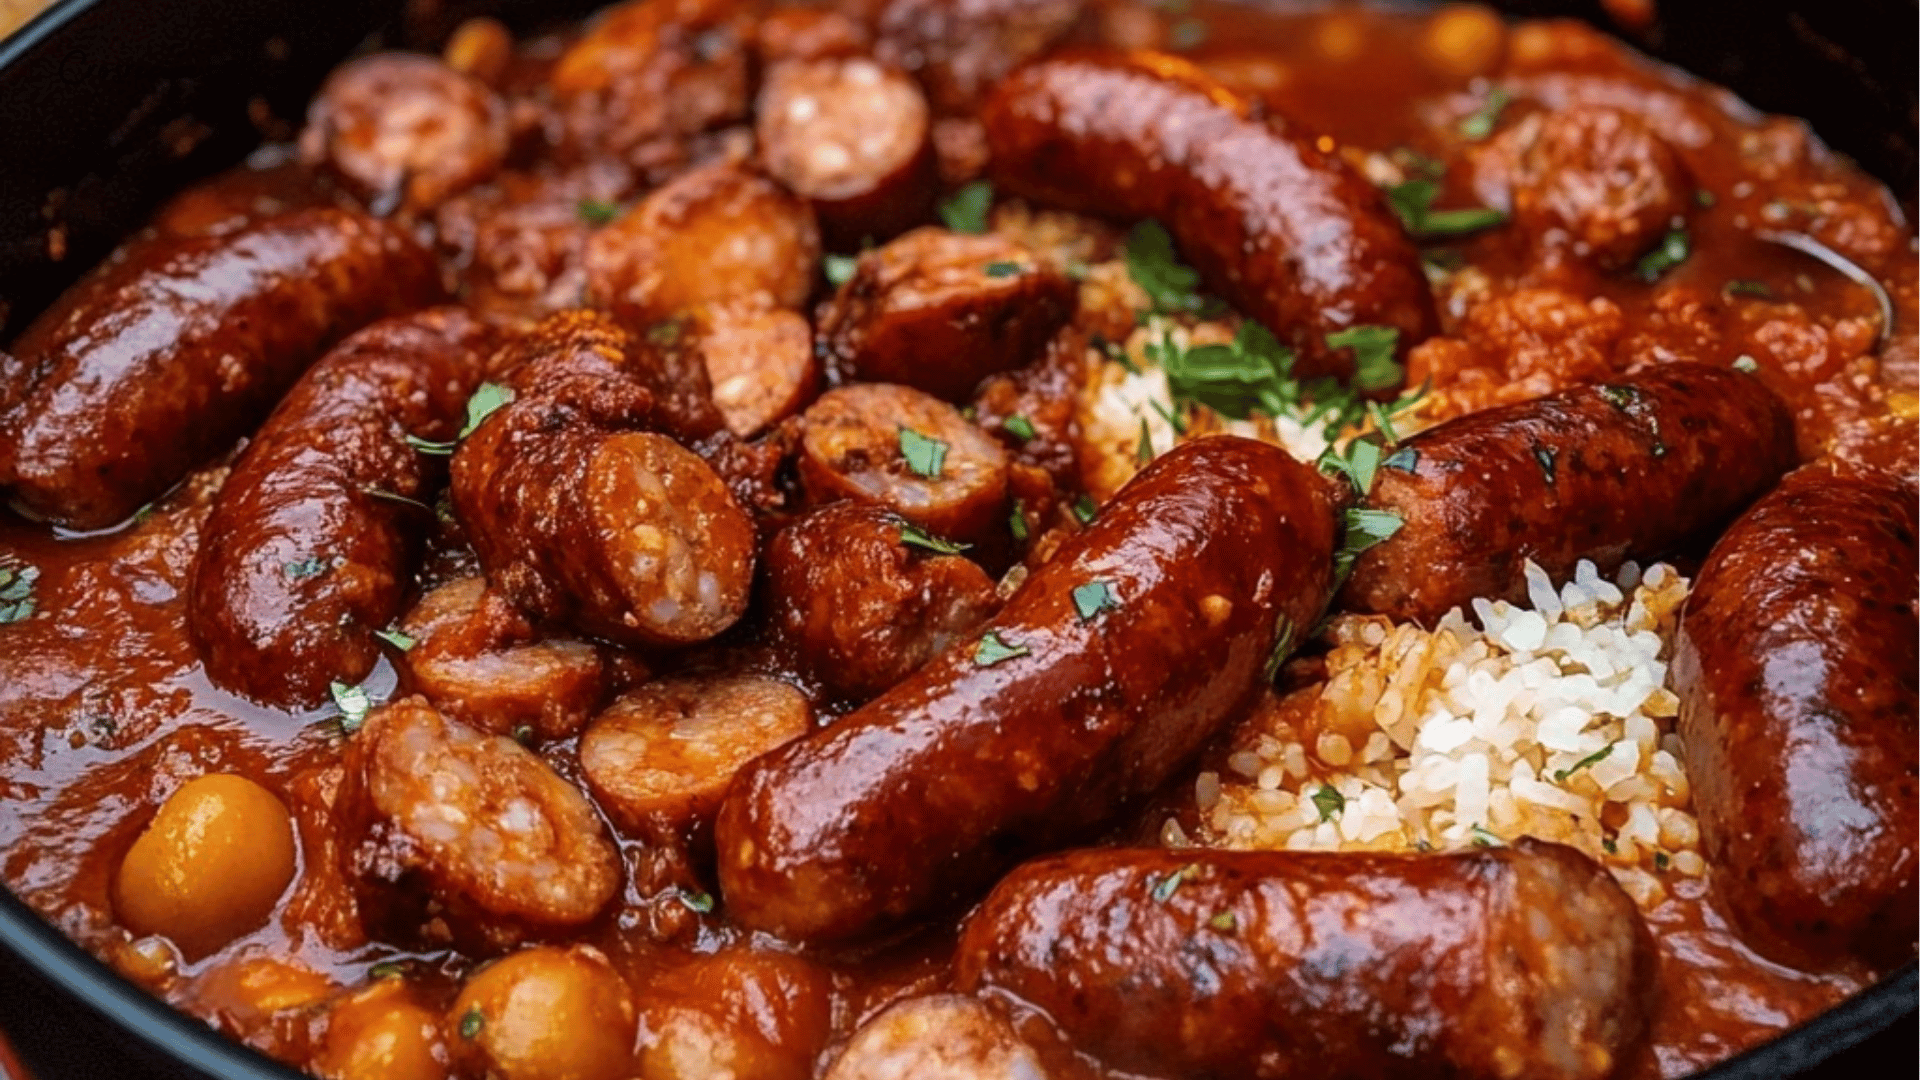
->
0, 0, 1912, 1076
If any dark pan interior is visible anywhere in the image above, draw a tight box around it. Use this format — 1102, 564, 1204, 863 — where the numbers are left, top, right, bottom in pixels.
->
0, 1, 1913, 1077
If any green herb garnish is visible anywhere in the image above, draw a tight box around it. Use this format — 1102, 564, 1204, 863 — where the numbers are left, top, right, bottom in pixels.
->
1470, 824, 1503, 847
938, 181, 994, 234
0, 563, 39, 625
676, 888, 716, 914
1209, 910, 1237, 932
1554, 742, 1616, 782
1002, 414, 1036, 442
1386, 179, 1507, 239
1382, 446, 1419, 473
1136, 418, 1154, 466
368, 960, 408, 980
646, 317, 686, 346
459, 382, 515, 440
823, 253, 858, 287
1311, 784, 1345, 822
1635, 228, 1690, 282
1071, 580, 1120, 622
373, 629, 416, 652
1318, 438, 1382, 496
1009, 500, 1030, 542
1151, 863, 1200, 902
974, 632, 1030, 667
898, 521, 971, 556
459, 1008, 485, 1039
1264, 613, 1297, 683
1332, 507, 1405, 584
282, 555, 329, 581
1071, 493, 1098, 525
576, 199, 620, 225
898, 427, 948, 478
329, 681, 372, 735
1325, 325, 1403, 393
1457, 85, 1512, 141
1125, 220, 1206, 314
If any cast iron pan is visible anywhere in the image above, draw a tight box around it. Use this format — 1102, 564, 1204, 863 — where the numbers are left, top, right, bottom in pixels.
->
0, 0, 1913, 1077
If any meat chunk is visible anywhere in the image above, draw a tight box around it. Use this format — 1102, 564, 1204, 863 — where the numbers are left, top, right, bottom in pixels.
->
692, 302, 818, 438
821, 995, 1053, 1080
871, 0, 1086, 114
634, 948, 834, 1080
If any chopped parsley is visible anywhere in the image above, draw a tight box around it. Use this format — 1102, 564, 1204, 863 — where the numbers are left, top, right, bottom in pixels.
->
282, 555, 329, 581
1365, 399, 1405, 445
1310, 784, 1345, 822
1001, 414, 1036, 442
1125, 220, 1207, 314
1136, 418, 1154, 466
676, 888, 716, 914
1332, 507, 1405, 584
1264, 612, 1297, 682
1470, 824, 1503, 847
973, 632, 1030, 667
1150, 863, 1201, 902
0, 563, 38, 625
1382, 446, 1419, 473
576, 199, 621, 225
1167, 16, 1208, 49
1318, 438, 1382, 496
373, 629, 416, 652
1723, 279, 1772, 298
898, 521, 970, 556
1554, 742, 1616, 782
1457, 85, 1512, 141
459, 1007, 485, 1039
1209, 910, 1238, 933
1154, 321, 1295, 421
938, 180, 994, 234
983, 261, 1023, 278
1071, 580, 1120, 622
1008, 500, 1030, 542
1149, 398, 1188, 434
329, 681, 372, 735
1635, 228, 1691, 282
1325, 325, 1403, 393
823, 253, 859, 287
1071, 493, 1098, 525
1532, 443, 1558, 485
897, 427, 948, 478
1385, 179, 1507, 239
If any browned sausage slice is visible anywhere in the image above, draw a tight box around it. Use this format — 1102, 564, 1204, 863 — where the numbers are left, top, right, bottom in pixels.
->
822, 995, 1053, 1080
715, 436, 1337, 942
797, 383, 1011, 542
692, 302, 818, 439
584, 159, 822, 325
954, 842, 1655, 1080
579, 674, 812, 845
757, 57, 937, 247
0, 207, 444, 529
338, 697, 622, 953
1340, 362, 1797, 624
981, 50, 1436, 382
1672, 465, 1918, 971
187, 308, 496, 709
635, 948, 835, 1080
298, 52, 509, 216
816, 227, 1076, 402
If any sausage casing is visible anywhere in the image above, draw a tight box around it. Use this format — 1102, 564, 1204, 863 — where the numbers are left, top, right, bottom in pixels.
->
1672, 465, 1918, 970
955, 841, 1656, 1080
1341, 362, 1797, 623
714, 435, 1337, 941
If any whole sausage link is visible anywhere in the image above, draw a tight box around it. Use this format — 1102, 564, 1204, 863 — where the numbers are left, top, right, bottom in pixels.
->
0, 206, 445, 528
188, 309, 497, 709
1672, 465, 1919, 970
715, 435, 1337, 942
981, 50, 1436, 382
954, 841, 1656, 1080
1341, 361, 1798, 623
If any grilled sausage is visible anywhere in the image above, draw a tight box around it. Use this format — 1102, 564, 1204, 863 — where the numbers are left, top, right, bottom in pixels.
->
871, 0, 1086, 115
981, 50, 1436, 382
797, 383, 1012, 542
0, 207, 444, 529
338, 697, 622, 953
584, 159, 821, 326
757, 57, 937, 247
715, 436, 1338, 941
693, 302, 818, 438
1341, 362, 1797, 624
451, 312, 754, 648
188, 309, 496, 709
298, 52, 509, 216
821, 995, 1053, 1080
817, 227, 1076, 402
1672, 465, 1918, 971
955, 841, 1656, 1080
763, 501, 1000, 702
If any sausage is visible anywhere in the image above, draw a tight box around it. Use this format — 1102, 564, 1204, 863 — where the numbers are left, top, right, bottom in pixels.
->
754, 6, 871, 63
871, 0, 1086, 115
821, 995, 1054, 1080
970, 325, 1089, 493
981, 50, 1436, 382
636, 948, 834, 1080
954, 841, 1656, 1080
145, 159, 340, 242
398, 577, 609, 743
450, 312, 754, 647
584, 159, 822, 325
187, 309, 496, 709
579, 674, 813, 845
1471, 105, 1694, 270
797, 383, 1012, 542
817, 227, 1077, 402
757, 57, 937, 248
693, 302, 818, 439
1340, 362, 1797, 623
298, 52, 509, 216
1672, 465, 1918, 970
0, 206, 444, 529
764, 502, 1000, 702
337, 697, 622, 952
715, 435, 1338, 941
549, 0, 753, 183
433, 170, 604, 327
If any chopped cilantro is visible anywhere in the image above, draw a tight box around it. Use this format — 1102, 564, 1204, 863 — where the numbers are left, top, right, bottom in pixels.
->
282, 555, 329, 581
1602, 837, 1618, 855
823, 253, 859, 287
576, 199, 620, 225
1151, 863, 1200, 902
1635, 228, 1691, 282
1264, 612, 1297, 683
676, 888, 716, 914
983, 260, 1023, 278
1554, 742, 1616, 782
373, 629, 416, 652
1071, 493, 1098, 525
1332, 507, 1404, 584
1157, 321, 1296, 420
1457, 85, 1512, 141
974, 632, 1030, 667
329, 681, 372, 735
1002, 414, 1037, 442
459, 382, 515, 440
1310, 784, 1345, 822
897, 427, 948, 478
1008, 500, 1030, 543
459, 1008, 485, 1040
1125, 220, 1206, 314
1325, 325, 1403, 393
1386, 179, 1507, 239
1071, 580, 1120, 622
938, 181, 994, 234
1470, 824, 1503, 847
0, 563, 39, 625
1382, 446, 1419, 473
1136, 418, 1154, 465
367, 960, 408, 981
1365, 400, 1404, 445
1317, 438, 1382, 496
898, 521, 971, 556
1148, 398, 1188, 434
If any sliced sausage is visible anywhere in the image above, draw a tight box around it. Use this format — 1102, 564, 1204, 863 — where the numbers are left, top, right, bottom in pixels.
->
798, 383, 1011, 542
337, 697, 622, 952
757, 57, 937, 248
715, 436, 1338, 941
871, 0, 1086, 115
1672, 465, 1918, 971
954, 841, 1655, 1080
579, 674, 813, 846
764, 501, 999, 702
432, 168, 612, 327
981, 50, 1436, 382
816, 227, 1077, 402
549, 0, 753, 183
399, 577, 609, 743
1340, 362, 1798, 624
298, 51, 509, 216
692, 301, 818, 438
584, 159, 822, 325
634, 948, 834, 1080
451, 312, 752, 647
187, 309, 496, 709
0, 207, 444, 529
821, 995, 1053, 1080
